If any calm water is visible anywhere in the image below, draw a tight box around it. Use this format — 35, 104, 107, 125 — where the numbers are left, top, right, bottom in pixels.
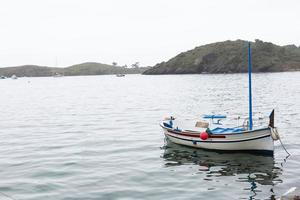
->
0, 73, 299, 200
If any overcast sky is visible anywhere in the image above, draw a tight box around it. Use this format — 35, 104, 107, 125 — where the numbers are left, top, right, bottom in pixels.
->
0, 0, 299, 67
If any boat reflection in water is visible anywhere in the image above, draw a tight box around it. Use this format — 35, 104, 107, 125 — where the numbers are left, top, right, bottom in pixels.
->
162, 139, 283, 199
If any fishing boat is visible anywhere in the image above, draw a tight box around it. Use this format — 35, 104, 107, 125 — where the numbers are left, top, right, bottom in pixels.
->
116, 74, 125, 77
160, 42, 280, 155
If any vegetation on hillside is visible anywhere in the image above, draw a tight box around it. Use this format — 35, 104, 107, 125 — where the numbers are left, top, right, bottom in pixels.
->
143, 39, 300, 74
0, 62, 149, 77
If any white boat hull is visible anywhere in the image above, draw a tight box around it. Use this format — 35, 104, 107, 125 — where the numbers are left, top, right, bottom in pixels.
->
161, 124, 274, 155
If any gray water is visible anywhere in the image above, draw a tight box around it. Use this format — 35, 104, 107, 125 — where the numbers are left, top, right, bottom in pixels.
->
0, 73, 299, 200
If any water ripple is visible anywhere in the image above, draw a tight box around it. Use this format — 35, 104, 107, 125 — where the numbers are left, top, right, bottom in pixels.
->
0, 73, 299, 199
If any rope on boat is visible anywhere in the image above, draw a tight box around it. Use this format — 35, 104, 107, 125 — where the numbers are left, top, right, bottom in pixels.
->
278, 136, 291, 156
270, 127, 280, 140
271, 127, 291, 156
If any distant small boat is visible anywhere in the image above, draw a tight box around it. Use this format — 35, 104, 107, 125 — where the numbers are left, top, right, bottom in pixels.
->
53, 72, 63, 78
116, 74, 125, 77
11, 74, 18, 79
0, 76, 6, 79
160, 42, 280, 155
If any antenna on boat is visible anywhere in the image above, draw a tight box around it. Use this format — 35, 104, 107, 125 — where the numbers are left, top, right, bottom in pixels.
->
248, 42, 253, 130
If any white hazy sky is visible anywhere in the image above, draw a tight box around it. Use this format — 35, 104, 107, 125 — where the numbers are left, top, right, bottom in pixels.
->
0, 0, 299, 67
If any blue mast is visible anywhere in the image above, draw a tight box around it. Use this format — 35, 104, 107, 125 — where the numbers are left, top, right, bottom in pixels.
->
248, 42, 253, 130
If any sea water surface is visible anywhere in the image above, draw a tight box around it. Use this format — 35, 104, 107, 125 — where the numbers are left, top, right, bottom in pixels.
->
0, 73, 299, 200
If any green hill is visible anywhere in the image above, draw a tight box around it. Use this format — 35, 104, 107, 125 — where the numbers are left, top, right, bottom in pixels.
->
65, 62, 146, 76
143, 39, 300, 74
0, 62, 148, 77
0, 65, 60, 77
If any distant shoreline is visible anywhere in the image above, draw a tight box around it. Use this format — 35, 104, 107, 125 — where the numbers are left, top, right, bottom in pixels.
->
2, 39, 300, 77
0, 62, 150, 77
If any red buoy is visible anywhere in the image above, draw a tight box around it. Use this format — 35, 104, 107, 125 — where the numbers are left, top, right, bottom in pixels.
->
200, 132, 209, 140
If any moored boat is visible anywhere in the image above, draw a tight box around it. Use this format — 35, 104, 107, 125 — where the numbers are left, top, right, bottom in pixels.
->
161, 114, 276, 155
160, 42, 280, 155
